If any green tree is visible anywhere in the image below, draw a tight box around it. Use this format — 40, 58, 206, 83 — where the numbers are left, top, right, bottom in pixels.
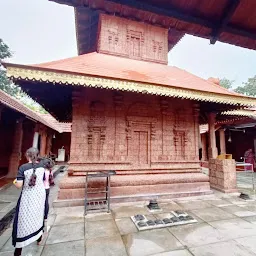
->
219, 78, 234, 89
0, 38, 47, 113
0, 39, 23, 96
235, 76, 256, 97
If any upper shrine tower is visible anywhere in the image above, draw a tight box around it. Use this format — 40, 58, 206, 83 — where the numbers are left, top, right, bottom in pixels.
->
96, 14, 168, 64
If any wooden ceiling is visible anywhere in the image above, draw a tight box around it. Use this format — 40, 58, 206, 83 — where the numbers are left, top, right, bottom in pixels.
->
50, 0, 256, 52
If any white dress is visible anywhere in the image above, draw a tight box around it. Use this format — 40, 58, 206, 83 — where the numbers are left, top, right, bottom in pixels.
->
12, 162, 46, 248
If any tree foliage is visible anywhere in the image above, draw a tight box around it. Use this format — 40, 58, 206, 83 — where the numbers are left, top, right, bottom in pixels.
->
0, 38, 47, 113
235, 76, 256, 97
0, 39, 23, 96
219, 78, 234, 90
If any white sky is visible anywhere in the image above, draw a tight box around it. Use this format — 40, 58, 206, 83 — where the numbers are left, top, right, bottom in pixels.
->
1, 0, 256, 87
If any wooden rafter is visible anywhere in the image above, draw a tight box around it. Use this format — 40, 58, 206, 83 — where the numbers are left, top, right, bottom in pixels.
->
210, 0, 240, 44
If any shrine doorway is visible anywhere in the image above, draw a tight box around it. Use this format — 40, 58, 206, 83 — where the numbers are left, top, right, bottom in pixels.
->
132, 130, 149, 165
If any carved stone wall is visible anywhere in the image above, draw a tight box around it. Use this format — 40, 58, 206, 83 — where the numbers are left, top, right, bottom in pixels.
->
98, 14, 168, 64
69, 87, 200, 173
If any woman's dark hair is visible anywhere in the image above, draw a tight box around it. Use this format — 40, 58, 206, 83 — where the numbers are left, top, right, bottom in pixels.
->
26, 147, 39, 187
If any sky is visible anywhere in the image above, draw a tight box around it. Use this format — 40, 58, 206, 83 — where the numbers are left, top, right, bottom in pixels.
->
1, 0, 256, 87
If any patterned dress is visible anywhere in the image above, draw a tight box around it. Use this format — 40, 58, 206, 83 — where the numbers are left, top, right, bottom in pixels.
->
12, 162, 46, 248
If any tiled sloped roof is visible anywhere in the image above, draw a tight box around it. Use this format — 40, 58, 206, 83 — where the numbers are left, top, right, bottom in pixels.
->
38, 113, 72, 133
0, 89, 61, 132
33, 52, 235, 96
4, 52, 256, 106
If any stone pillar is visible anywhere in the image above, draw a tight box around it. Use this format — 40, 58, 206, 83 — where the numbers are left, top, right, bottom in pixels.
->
46, 134, 53, 156
209, 158, 237, 193
7, 118, 23, 178
219, 129, 226, 155
208, 112, 218, 159
40, 132, 47, 157
201, 133, 207, 161
193, 104, 200, 160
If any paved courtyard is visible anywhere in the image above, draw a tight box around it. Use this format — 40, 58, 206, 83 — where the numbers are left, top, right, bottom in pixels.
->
1, 171, 256, 255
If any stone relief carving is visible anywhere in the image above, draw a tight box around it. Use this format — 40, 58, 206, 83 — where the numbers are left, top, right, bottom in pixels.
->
98, 14, 168, 64
88, 101, 106, 160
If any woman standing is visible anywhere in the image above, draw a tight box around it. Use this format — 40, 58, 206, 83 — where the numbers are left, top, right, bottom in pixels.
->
12, 147, 46, 256
244, 148, 255, 171
39, 157, 54, 228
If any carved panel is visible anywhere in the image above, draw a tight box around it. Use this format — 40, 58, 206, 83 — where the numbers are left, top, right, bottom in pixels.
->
173, 129, 188, 160
88, 101, 106, 160
98, 14, 168, 64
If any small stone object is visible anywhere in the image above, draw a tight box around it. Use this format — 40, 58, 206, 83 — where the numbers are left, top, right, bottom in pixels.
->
171, 216, 180, 222
137, 221, 147, 227
146, 220, 155, 226
239, 193, 250, 200
154, 219, 164, 225
184, 215, 194, 221
179, 216, 185, 221
163, 218, 172, 224
135, 214, 145, 221
147, 199, 161, 210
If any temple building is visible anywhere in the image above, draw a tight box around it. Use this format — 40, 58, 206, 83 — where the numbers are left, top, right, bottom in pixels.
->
200, 107, 256, 165
3, 0, 256, 204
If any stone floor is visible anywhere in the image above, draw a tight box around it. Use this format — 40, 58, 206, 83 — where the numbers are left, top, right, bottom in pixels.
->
1, 172, 256, 255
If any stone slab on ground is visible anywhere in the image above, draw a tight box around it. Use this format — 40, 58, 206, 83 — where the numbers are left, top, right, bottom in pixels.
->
2, 170, 256, 255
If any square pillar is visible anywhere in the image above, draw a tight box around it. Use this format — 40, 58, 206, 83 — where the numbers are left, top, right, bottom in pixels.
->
208, 112, 218, 159
7, 118, 23, 178
201, 133, 208, 161
219, 128, 226, 154
40, 132, 47, 157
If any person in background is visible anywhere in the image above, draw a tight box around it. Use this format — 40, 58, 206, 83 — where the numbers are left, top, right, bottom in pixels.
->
244, 148, 255, 171
39, 157, 55, 229
12, 148, 46, 256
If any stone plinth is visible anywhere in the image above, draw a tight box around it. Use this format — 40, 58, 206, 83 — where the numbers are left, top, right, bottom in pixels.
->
209, 158, 237, 193
57, 171, 211, 203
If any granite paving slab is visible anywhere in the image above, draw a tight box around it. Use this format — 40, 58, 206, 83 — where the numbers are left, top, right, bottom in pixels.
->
85, 212, 112, 222
41, 240, 85, 256
122, 228, 183, 256
0, 203, 9, 211
151, 249, 193, 256
209, 218, 256, 240
46, 222, 84, 245
243, 215, 256, 224
220, 205, 256, 217
0, 229, 11, 250
115, 218, 138, 235
168, 223, 226, 247
175, 200, 211, 210
191, 207, 235, 222
85, 219, 119, 240
158, 202, 183, 212
112, 205, 150, 219
235, 236, 256, 254
190, 240, 256, 256
53, 215, 84, 226
86, 235, 127, 256
203, 199, 232, 207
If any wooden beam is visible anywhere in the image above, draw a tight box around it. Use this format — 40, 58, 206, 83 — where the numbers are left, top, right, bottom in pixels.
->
210, 0, 240, 44
52, 0, 256, 43
105, 0, 215, 28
